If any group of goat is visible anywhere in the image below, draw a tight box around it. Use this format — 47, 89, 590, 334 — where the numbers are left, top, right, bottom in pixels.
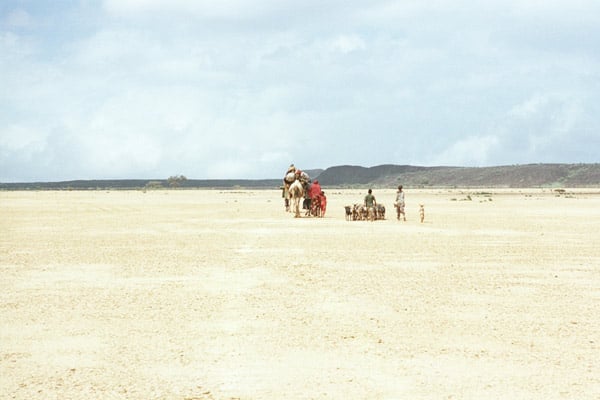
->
344, 204, 386, 221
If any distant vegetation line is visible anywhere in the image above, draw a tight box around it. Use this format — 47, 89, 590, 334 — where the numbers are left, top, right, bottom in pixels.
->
0, 179, 282, 191
1, 163, 599, 190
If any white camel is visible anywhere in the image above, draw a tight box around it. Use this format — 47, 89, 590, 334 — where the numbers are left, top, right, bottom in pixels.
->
288, 179, 304, 218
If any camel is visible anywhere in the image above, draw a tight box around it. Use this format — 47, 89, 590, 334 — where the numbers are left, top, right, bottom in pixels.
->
288, 179, 304, 218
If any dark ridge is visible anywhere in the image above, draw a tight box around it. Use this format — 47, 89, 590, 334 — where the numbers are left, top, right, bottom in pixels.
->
315, 163, 600, 188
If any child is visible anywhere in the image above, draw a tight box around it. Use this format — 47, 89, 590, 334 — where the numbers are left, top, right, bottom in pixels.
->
320, 191, 327, 217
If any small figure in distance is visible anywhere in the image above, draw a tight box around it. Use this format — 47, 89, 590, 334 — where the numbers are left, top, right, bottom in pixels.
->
364, 188, 377, 222
419, 204, 425, 223
320, 191, 327, 217
395, 185, 406, 221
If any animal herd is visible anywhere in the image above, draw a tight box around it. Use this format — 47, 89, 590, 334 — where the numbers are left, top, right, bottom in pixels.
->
344, 204, 386, 221
287, 194, 424, 223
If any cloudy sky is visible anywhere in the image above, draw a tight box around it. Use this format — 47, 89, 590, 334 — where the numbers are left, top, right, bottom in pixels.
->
1, 1, 599, 181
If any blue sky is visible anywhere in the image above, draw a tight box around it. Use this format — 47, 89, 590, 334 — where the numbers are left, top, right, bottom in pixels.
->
1, 1, 599, 181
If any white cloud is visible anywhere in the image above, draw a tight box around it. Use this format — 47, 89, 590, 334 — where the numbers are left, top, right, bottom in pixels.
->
0, 30, 34, 59
331, 34, 366, 54
102, 0, 250, 17
1, 1, 599, 181
509, 94, 550, 119
101, 0, 327, 21
1, 124, 46, 153
4, 9, 33, 28
430, 135, 500, 167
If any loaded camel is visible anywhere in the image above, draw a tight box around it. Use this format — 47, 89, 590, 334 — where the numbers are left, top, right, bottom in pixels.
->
288, 179, 304, 218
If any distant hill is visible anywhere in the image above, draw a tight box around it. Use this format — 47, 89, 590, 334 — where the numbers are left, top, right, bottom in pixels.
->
1, 164, 598, 190
316, 163, 600, 188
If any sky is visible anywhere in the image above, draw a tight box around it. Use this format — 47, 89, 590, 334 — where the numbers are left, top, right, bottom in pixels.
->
1, 1, 599, 182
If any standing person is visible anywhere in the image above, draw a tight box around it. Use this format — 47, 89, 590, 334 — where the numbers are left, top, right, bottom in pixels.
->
320, 191, 327, 217
395, 185, 406, 221
309, 179, 322, 202
308, 179, 322, 216
364, 188, 377, 221
364, 188, 376, 208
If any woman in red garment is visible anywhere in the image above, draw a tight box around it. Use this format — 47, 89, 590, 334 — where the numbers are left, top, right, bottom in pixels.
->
309, 180, 322, 202
308, 180, 322, 217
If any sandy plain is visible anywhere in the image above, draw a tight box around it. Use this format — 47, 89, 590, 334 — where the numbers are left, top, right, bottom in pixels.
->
1, 188, 599, 400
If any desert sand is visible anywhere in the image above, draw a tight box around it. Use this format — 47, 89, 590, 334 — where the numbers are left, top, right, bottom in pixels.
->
1, 188, 599, 399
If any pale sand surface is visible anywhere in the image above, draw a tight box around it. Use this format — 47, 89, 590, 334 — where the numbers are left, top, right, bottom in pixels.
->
1, 188, 599, 399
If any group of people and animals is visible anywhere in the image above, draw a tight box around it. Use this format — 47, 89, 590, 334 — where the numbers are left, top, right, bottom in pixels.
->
345, 189, 387, 221
282, 165, 423, 222
345, 185, 424, 223
282, 164, 327, 218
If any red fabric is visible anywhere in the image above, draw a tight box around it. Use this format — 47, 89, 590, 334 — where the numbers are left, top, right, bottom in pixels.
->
309, 182, 322, 199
